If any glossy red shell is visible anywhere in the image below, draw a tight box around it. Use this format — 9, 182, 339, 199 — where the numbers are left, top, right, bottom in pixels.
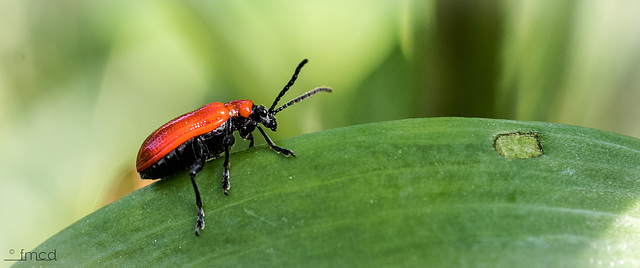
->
136, 100, 254, 172
225, 99, 253, 118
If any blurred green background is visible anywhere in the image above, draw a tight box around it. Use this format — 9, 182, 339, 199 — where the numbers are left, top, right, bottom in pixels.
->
1, 0, 639, 257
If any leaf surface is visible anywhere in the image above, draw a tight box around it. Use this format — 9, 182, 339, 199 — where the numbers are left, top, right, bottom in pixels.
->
18, 118, 640, 267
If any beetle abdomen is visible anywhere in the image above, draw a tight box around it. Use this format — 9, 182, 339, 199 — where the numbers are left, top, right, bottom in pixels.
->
139, 123, 231, 179
136, 102, 230, 172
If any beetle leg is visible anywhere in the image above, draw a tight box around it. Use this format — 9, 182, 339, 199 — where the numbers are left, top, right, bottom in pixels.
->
222, 123, 234, 195
189, 158, 205, 236
239, 123, 255, 148
247, 132, 255, 148
256, 125, 295, 157
222, 146, 231, 195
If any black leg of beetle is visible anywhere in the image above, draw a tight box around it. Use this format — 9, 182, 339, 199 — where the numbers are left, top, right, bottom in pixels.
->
256, 125, 295, 157
247, 132, 255, 148
222, 124, 234, 195
222, 146, 231, 195
190, 158, 205, 236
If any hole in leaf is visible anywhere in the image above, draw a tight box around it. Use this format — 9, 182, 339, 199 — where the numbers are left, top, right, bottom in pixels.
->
493, 132, 543, 159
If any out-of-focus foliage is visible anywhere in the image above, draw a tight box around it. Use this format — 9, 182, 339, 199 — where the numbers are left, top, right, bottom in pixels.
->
1, 0, 639, 256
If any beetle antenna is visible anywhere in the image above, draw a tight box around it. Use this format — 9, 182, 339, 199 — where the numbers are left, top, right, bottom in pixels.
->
269, 59, 308, 113
273, 87, 332, 114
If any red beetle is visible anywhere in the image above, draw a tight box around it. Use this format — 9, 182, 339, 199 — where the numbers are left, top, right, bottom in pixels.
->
136, 59, 331, 235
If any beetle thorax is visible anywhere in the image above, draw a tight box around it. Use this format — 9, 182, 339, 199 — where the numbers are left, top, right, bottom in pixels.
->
225, 100, 253, 118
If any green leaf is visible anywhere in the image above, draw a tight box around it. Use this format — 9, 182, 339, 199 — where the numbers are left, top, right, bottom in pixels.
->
18, 118, 640, 267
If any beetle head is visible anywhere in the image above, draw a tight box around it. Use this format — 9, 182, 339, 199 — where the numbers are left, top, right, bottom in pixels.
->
251, 105, 278, 131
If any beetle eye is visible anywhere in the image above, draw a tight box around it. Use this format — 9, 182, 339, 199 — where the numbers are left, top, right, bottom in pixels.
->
252, 106, 267, 118
259, 107, 269, 117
